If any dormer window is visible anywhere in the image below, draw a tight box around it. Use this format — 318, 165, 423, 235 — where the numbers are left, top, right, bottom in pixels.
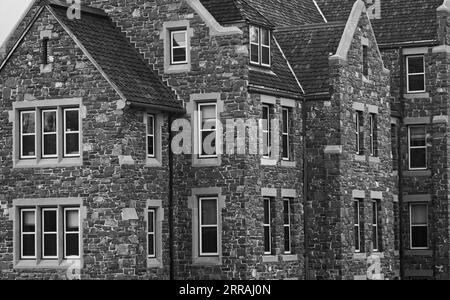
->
170, 29, 188, 65
250, 26, 271, 67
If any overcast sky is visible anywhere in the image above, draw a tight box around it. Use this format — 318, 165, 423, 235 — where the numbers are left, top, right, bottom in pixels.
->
0, 0, 33, 48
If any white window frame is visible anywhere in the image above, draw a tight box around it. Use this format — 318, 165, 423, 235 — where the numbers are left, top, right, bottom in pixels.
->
406, 55, 426, 93
20, 208, 37, 259
199, 197, 219, 257
41, 109, 58, 159
147, 114, 156, 158
198, 102, 218, 159
282, 108, 290, 161
283, 198, 292, 254
263, 197, 272, 255
372, 200, 379, 252
63, 108, 80, 158
42, 208, 59, 259
20, 111, 37, 159
262, 104, 272, 159
170, 30, 188, 65
410, 203, 429, 250
64, 207, 81, 259
354, 200, 362, 253
408, 125, 427, 171
148, 208, 156, 259
260, 28, 271, 67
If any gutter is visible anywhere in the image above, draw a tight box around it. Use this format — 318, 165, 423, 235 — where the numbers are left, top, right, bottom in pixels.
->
302, 94, 310, 280
398, 47, 405, 280
379, 40, 438, 50
247, 85, 303, 100
126, 101, 186, 114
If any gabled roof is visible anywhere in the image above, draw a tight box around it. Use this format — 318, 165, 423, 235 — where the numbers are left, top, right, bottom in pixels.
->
1, 0, 182, 112
276, 22, 346, 95
200, 0, 325, 28
316, 0, 443, 46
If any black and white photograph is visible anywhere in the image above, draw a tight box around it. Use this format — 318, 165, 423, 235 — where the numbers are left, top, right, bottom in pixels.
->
0, 0, 447, 285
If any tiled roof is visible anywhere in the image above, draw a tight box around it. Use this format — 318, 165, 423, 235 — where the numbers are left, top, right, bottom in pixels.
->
276, 22, 346, 95
249, 36, 303, 95
316, 0, 442, 45
200, 0, 325, 28
48, 2, 181, 111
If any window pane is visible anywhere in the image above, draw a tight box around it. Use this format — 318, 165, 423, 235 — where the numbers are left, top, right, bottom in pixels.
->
261, 29, 269, 46
201, 131, 216, 156
372, 226, 378, 249
43, 111, 56, 133
410, 148, 426, 169
148, 136, 154, 156
354, 202, 359, 225
43, 234, 57, 257
201, 105, 216, 121
354, 226, 360, 251
22, 235, 35, 257
172, 32, 186, 47
264, 227, 271, 253
22, 112, 35, 134
44, 210, 57, 232
408, 57, 424, 73
148, 234, 155, 256
282, 135, 289, 159
282, 110, 288, 133
411, 205, 427, 224
250, 26, 259, 44
263, 199, 270, 224
44, 134, 57, 156
284, 227, 290, 251
65, 110, 79, 132
283, 200, 290, 225
201, 199, 217, 225
410, 127, 426, 147
201, 227, 218, 254
66, 234, 79, 256
66, 210, 79, 232
261, 46, 270, 65
251, 44, 259, 63
408, 75, 425, 92
147, 116, 154, 135
22, 211, 35, 232
65, 133, 80, 155
412, 227, 428, 248
172, 48, 186, 63
148, 211, 155, 232
372, 202, 377, 225
22, 135, 36, 157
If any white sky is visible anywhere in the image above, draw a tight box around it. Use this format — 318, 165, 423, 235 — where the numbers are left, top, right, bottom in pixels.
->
0, 0, 33, 48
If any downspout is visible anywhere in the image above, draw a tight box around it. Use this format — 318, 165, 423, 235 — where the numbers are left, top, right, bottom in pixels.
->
302, 96, 310, 280
398, 47, 405, 280
168, 113, 175, 280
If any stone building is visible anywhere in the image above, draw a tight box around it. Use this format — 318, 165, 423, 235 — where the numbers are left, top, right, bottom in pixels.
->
0, 0, 429, 280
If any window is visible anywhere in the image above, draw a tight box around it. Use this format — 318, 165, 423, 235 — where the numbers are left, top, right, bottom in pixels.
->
406, 55, 425, 93
263, 197, 273, 255
171, 30, 187, 65
64, 108, 80, 157
19, 206, 80, 261
262, 105, 272, 158
369, 113, 377, 157
363, 45, 368, 77
148, 209, 156, 258
147, 114, 155, 158
282, 108, 291, 160
354, 199, 363, 252
199, 197, 219, 256
408, 125, 427, 170
20, 111, 36, 159
355, 111, 364, 155
410, 204, 428, 249
283, 198, 292, 254
372, 200, 381, 252
250, 26, 271, 67
42, 37, 49, 65
198, 103, 218, 159
42, 110, 57, 158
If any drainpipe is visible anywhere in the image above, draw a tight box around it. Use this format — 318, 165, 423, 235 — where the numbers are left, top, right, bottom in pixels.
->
398, 47, 405, 280
168, 113, 175, 281
302, 96, 310, 280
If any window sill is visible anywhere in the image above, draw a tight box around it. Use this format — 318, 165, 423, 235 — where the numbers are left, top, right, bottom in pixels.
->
145, 157, 163, 168
147, 258, 163, 269
192, 256, 222, 266
370, 252, 385, 259
404, 249, 432, 256
369, 156, 380, 164
261, 158, 278, 166
192, 156, 221, 168
165, 63, 191, 74
354, 155, 366, 162
13, 157, 82, 169
14, 259, 80, 270
280, 160, 297, 168
248, 65, 276, 76
404, 93, 429, 99
403, 170, 431, 177
281, 254, 299, 262
262, 255, 278, 263
353, 253, 367, 260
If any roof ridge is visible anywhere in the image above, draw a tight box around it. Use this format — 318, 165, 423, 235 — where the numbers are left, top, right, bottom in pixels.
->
275, 21, 346, 32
